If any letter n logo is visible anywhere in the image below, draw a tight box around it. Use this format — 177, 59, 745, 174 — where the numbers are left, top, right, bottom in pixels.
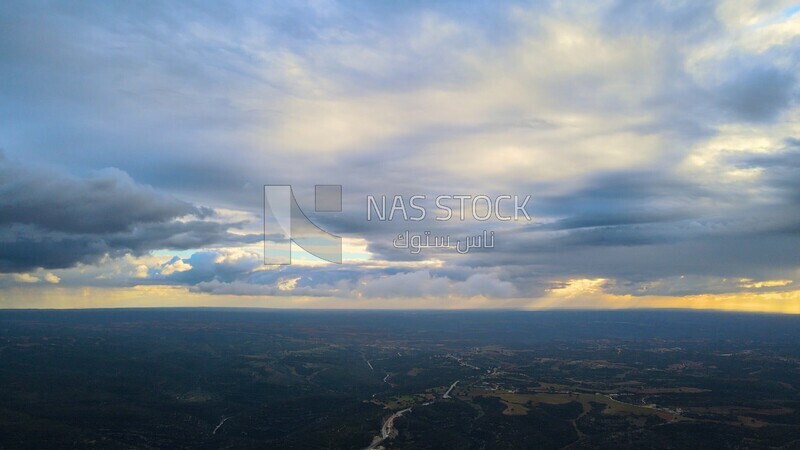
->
264, 185, 342, 264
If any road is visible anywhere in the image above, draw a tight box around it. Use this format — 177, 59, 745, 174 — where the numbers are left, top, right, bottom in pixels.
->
213, 416, 230, 435
443, 380, 460, 399
367, 407, 412, 449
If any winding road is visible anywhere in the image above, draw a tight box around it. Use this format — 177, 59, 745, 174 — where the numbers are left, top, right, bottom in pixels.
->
367, 407, 412, 449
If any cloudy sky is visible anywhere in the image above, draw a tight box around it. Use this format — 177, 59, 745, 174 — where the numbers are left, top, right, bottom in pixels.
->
2, 0, 800, 312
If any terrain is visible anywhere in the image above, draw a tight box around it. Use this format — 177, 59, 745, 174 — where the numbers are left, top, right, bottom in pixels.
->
1, 309, 799, 449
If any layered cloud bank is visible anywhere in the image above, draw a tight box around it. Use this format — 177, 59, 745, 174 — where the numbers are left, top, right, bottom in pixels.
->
1, 0, 799, 311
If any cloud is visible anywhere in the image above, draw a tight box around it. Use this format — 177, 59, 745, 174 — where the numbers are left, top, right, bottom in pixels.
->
159, 258, 192, 276
43, 273, 60, 284
12, 273, 39, 283
739, 278, 793, 289
1, 1, 800, 309
715, 66, 796, 122
155, 249, 262, 284
360, 271, 450, 298
454, 273, 517, 298
0, 163, 208, 234
0, 157, 258, 272
190, 279, 336, 297
360, 270, 516, 299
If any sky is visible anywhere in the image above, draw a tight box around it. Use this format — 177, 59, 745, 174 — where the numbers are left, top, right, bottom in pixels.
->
1, 0, 800, 312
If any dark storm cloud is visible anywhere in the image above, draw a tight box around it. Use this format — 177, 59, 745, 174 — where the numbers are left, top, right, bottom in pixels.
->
0, 158, 210, 233
0, 156, 258, 272
533, 172, 711, 227
730, 140, 800, 238
442, 142, 800, 291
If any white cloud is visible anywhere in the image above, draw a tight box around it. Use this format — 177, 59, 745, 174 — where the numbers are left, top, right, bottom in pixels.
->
160, 259, 193, 276
12, 273, 39, 283
43, 273, 60, 284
